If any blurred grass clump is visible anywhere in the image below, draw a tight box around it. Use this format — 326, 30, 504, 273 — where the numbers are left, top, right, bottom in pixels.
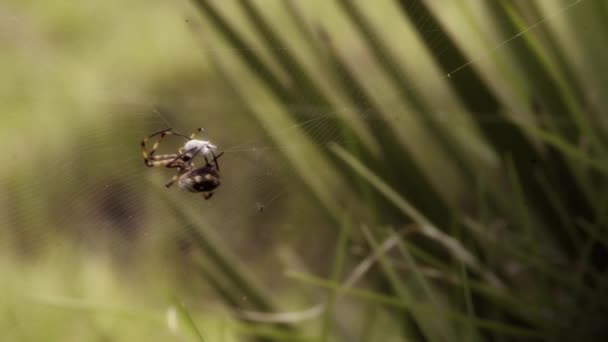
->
2, 0, 608, 341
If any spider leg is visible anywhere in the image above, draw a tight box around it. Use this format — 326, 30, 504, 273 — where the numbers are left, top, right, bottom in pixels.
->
147, 154, 181, 168
164, 147, 203, 188
189, 146, 204, 161
141, 128, 192, 167
189, 128, 203, 139
167, 146, 200, 169
142, 128, 175, 166
172, 132, 191, 140
165, 170, 185, 188
211, 151, 224, 171
147, 128, 173, 138
148, 127, 190, 141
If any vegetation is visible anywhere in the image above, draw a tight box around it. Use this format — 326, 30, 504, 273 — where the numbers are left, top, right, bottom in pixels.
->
1, 0, 607, 341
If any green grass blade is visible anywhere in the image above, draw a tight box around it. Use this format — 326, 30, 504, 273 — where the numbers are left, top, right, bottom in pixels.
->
361, 225, 450, 342
498, 0, 605, 153
286, 271, 543, 339
331, 143, 502, 288
191, 0, 292, 104
534, 168, 583, 250
237, 0, 331, 110
317, 28, 452, 224
320, 212, 351, 342
203, 33, 350, 223
173, 298, 207, 342
153, 184, 279, 315
399, 238, 545, 325
505, 153, 533, 239
463, 217, 604, 309
459, 262, 476, 341
281, 0, 324, 62
519, 123, 608, 176
336, 0, 479, 188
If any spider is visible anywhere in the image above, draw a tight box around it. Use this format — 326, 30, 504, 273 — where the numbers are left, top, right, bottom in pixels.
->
141, 127, 223, 199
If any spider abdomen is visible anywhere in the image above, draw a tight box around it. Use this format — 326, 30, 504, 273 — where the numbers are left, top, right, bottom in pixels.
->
178, 166, 221, 193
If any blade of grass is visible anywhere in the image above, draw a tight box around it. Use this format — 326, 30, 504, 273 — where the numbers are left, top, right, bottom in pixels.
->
358, 304, 380, 342
498, 0, 605, 153
195, 0, 374, 162
493, 1, 603, 224
399, 238, 544, 325
320, 212, 351, 342
463, 217, 606, 309
361, 226, 454, 341
534, 168, 583, 249
151, 182, 280, 316
184, 225, 300, 341
172, 297, 207, 342
330, 143, 503, 288
237, 0, 331, 110
459, 262, 476, 341
318, 27, 454, 226
505, 153, 533, 240
201, 24, 352, 223
189, 251, 253, 310
518, 123, 608, 176
388, 229, 447, 316
286, 271, 543, 339
280, 0, 325, 62
395, 0, 502, 117
574, 236, 596, 291
191, 0, 292, 104
336, 0, 480, 189
576, 219, 608, 250
339, 226, 541, 324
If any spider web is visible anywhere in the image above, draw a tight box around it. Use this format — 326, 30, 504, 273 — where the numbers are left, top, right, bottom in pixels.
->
0, 0, 591, 337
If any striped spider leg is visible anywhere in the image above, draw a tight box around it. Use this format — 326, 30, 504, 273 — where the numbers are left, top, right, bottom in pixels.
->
141, 127, 223, 198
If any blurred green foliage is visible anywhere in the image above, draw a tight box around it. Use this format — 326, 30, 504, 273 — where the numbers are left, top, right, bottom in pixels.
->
2, 0, 608, 341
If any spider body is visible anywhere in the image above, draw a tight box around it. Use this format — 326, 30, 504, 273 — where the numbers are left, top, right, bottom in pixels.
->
178, 163, 221, 198
141, 128, 223, 199
183, 139, 217, 158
